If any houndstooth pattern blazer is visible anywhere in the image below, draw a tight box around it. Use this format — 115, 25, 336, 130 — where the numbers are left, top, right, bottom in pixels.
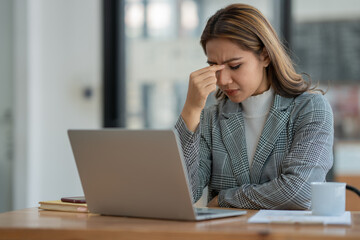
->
175, 92, 334, 210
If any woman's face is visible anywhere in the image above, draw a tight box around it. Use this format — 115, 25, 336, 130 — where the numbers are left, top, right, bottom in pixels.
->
206, 38, 270, 103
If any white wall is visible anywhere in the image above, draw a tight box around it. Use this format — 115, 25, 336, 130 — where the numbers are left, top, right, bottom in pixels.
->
13, 0, 102, 210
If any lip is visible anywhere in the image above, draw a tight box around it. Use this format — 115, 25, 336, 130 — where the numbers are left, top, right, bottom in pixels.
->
224, 89, 239, 96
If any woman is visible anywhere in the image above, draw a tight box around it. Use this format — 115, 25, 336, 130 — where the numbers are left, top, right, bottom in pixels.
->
175, 4, 334, 209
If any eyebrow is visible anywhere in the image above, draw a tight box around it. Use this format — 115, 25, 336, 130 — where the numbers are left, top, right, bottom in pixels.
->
207, 57, 243, 65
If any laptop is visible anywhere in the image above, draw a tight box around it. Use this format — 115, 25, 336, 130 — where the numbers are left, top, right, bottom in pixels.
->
68, 129, 247, 221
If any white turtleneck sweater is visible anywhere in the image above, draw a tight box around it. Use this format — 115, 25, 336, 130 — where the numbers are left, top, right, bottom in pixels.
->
241, 87, 275, 168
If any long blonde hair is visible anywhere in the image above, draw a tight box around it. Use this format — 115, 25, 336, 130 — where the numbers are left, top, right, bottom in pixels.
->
201, 4, 320, 99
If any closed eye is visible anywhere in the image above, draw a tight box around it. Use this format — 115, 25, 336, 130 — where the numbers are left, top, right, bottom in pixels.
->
230, 64, 241, 70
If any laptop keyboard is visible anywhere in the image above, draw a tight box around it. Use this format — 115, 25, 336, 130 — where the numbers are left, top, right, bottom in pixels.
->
195, 208, 219, 215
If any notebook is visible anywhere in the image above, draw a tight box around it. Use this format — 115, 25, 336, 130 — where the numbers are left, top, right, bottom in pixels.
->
68, 129, 246, 221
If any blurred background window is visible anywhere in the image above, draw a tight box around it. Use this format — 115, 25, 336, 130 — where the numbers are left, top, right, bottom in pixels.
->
0, 0, 14, 213
291, 0, 360, 141
124, 0, 274, 129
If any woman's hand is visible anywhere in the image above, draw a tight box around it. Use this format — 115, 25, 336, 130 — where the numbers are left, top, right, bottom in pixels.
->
207, 195, 219, 207
181, 65, 225, 132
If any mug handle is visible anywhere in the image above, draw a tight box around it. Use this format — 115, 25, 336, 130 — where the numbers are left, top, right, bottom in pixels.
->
346, 184, 360, 197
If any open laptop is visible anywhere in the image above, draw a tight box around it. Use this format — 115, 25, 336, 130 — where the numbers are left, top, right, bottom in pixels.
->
68, 129, 246, 221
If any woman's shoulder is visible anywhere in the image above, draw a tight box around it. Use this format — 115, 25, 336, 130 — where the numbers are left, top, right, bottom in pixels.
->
295, 91, 331, 108
291, 91, 333, 117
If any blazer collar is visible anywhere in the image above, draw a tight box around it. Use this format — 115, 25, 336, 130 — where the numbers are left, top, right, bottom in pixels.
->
273, 93, 294, 111
219, 98, 241, 119
219, 94, 294, 184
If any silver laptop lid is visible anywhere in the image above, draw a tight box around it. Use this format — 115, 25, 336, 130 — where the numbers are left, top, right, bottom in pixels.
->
68, 129, 197, 220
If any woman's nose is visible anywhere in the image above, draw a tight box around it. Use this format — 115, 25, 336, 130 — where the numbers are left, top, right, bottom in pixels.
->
216, 69, 232, 86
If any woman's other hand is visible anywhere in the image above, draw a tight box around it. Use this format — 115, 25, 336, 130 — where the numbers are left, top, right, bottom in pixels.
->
207, 195, 220, 207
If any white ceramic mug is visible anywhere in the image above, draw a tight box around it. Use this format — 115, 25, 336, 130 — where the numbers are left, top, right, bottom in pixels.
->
311, 182, 346, 216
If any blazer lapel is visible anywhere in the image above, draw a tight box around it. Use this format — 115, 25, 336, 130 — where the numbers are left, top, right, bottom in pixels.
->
250, 94, 294, 183
219, 100, 251, 185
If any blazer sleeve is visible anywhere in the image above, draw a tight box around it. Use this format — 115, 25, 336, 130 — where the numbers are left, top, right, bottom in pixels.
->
218, 94, 334, 210
174, 115, 212, 203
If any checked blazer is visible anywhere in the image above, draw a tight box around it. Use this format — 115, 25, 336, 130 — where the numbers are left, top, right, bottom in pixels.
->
175, 92, 334, 210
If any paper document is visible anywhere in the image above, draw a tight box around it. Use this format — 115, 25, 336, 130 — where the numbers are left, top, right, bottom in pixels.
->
248, 210, 351, 225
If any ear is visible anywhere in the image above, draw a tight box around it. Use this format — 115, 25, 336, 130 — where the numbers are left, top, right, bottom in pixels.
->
260, 47, 270, 67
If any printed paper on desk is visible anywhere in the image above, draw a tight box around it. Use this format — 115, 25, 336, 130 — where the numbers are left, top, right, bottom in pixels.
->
248, 210, 351, 225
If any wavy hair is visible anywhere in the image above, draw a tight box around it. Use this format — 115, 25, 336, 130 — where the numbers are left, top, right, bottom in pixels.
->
200, 4, 322, 99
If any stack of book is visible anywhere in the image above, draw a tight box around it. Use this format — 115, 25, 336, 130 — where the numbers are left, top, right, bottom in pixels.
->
39, 197, 88, 213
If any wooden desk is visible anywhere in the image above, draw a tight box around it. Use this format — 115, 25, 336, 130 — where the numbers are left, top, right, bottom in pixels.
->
0, 208, 359, 240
